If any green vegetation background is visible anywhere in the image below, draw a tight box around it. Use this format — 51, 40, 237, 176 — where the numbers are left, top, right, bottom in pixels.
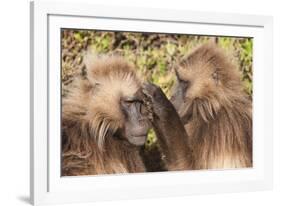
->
62, 29, 253, 149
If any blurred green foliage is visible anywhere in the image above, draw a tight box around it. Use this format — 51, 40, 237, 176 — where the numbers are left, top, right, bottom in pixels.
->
62, 29, 253, 148
217, 37, 253, 95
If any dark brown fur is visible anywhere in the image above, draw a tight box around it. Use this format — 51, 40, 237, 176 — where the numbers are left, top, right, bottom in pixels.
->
62, 55, 146, 176
172, 43, 252, 169
142, 83, 194, 171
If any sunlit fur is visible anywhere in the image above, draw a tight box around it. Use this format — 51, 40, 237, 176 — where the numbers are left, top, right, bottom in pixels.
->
175, 43, 252, 169
62, 54, 145, 176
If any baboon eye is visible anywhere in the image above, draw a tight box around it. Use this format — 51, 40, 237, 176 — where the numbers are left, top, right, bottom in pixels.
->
122, 100, 134, 107
175, 69, 190, 87
212, 71, 219, 82
179, 78, 190, 91
121, 97, 143, 108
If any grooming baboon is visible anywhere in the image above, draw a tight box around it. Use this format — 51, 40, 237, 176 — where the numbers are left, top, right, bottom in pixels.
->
169, 43, 252, 169
62, 55, 151, 175
62, 54, 191, 175
142, 83, 193, 171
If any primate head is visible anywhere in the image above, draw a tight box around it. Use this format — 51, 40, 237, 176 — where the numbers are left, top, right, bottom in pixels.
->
171, 43, 245, 123
63, 54, 151, 149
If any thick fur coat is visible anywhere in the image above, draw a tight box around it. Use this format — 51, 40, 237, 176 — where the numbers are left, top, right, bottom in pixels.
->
62, 55, 145, 176
174, 43, 252, 169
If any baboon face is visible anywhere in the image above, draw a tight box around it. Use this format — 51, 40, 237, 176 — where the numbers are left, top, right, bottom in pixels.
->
85, 55, 151, 146
170, 44, 241, 122
118, 89, 151, 146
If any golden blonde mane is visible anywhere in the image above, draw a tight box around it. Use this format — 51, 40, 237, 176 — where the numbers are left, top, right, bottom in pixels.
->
62, 55, 145, 175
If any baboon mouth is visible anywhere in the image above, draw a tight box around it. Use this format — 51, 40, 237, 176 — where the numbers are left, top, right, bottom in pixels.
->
129, 135, 147, 146
132, 134, 147, 139
131, 133, 147, 138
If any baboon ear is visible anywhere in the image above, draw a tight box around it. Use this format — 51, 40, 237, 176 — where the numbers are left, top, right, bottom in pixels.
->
83, 48, 100, 84
83, 48, 96, 72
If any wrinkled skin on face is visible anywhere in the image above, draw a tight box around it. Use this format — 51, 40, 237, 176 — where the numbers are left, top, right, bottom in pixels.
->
117, 89, 151, 146
170, 73, 189, 115
170, 71, 193, 124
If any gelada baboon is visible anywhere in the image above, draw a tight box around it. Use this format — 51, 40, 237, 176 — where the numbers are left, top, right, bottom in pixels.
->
169, 43, 253, 169
62, 54, 190, 175
62, 55, 151, 175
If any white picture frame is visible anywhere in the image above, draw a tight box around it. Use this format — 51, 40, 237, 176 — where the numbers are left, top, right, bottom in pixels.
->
30, 0, 273, 205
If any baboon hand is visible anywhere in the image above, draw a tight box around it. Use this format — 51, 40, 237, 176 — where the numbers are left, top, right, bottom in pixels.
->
142, 82, 170, 120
